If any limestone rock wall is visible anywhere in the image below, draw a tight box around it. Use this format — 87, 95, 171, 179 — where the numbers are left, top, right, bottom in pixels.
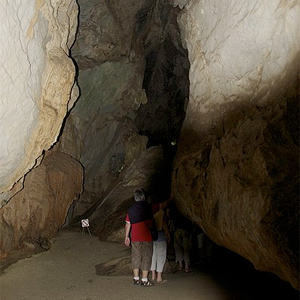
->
0, 0, 82, 259
172, 0, 299, 289
0, 151, 83, 254
0, 0, 79, 206
88, 145, 170, 241
0, 0, 299, 290
56, 0, 173, 219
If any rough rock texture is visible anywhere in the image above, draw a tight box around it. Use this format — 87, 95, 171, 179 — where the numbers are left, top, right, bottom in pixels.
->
56, 0, 151, 220
0, 151, 83, 256
172, 0, 299, 289
0, 0, 299, 291
57, 0, 184, 221
133, 2, 190, 147
0, 0, 79, 206
86, 145, 171, 241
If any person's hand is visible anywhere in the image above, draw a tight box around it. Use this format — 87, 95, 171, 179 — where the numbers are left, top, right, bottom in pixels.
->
125, 236, 131, 247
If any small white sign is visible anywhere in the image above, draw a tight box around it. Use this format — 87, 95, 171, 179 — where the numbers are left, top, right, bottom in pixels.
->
81, 219, 89, 228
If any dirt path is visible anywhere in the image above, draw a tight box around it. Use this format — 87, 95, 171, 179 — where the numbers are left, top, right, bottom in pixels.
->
0, 230, 298, 300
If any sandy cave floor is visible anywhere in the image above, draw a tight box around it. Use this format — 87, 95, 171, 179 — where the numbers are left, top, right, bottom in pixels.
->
0, 229, 299, 300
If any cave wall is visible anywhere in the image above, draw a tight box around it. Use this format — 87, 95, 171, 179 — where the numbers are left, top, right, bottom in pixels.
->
171, 0, 299, 289
133, 2, 190, 147
56, 0, 152, 218
0, 150, 83, 254
56, 0, 186, 220
1, 0, 183, 261
0, 0, 299, 290
0, 0, 83, 259
0, 0, 79, 206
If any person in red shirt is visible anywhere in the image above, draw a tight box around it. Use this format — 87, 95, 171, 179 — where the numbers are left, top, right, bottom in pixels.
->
125, 188, 155, 286
124, 189, 171, 286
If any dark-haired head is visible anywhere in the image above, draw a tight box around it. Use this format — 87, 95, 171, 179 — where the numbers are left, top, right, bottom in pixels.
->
133, 188, 146, 202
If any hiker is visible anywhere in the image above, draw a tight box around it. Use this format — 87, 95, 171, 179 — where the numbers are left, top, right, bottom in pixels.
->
125, 188, 155, 286
124, 190, 172, 286
150, 197, 171, 283
168, 203, 193, 273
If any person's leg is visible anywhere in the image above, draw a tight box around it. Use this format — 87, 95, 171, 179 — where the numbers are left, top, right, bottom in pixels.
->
156, 240, 167, 282
182, 230, 192, 272
150, 242, 157, 280
174, 230, 183, 269
141, 270, 149, 280
140, 241, 154, 286
183, 248, 190, 272
151, 270, 156, 281
131, 242, 142, 284
133, 269, 140, 278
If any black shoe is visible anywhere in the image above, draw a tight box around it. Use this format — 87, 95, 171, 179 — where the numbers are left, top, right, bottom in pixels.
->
133, 279, 140, 286
140, 280, 154, 287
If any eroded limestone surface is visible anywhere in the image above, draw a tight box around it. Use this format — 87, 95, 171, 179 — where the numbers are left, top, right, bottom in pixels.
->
0, 151, 83, 254
0, 0, 298, 290
0, 0, 79, 205
172, 0, 299, 289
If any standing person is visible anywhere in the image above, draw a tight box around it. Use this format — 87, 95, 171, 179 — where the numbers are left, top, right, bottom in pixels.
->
124, 188, 155, 286
169, 203, 193, 273
150, 206, 170, 283
196, 227, 214, 265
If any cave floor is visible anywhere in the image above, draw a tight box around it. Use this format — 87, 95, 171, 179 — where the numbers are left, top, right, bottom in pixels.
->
0, 229, 298, 300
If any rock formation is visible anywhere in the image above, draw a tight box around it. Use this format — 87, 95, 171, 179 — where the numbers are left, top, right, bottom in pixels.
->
0, 151, 83, 255
0, 0, 299, 290
0, 0, 79, 205
172, 0, 299, 289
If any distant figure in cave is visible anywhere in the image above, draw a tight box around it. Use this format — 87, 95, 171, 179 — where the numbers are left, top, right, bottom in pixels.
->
168, 203, 193, 273
149, 195, 171, 283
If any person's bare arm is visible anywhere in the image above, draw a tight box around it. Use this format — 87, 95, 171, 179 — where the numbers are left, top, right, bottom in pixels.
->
124, 222, 131, 247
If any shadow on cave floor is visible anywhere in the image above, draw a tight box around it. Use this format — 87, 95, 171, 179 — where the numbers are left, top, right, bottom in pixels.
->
0, 229, 299, 300
189, 246, 299, 300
